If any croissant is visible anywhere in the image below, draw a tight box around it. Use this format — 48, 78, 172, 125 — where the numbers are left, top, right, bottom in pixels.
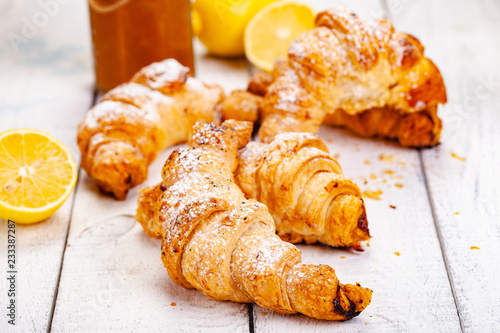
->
140, 120, 372, 320
253, 7, 446, 147
235, 132, 370, 250
77, 59, 223, 200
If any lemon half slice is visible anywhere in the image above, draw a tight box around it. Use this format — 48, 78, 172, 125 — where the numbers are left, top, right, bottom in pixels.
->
245, 1, 315, 72
0, 129, 78, 224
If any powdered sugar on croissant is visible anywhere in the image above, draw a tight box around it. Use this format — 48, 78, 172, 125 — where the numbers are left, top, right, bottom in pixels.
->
140, 120, 372, 320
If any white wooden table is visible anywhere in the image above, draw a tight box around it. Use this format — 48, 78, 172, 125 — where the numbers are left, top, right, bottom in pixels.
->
1, 0, 499, 332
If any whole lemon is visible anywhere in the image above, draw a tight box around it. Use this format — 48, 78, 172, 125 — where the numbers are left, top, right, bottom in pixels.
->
192, 0, 276, 57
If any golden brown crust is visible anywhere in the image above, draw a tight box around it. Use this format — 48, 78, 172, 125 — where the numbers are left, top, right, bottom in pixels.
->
136, 183, 166, 237
235, 132, 370, 250
248, 72, 274, 96
258, 59, 324, 143
131, 58, 189, 95
139, 120, 372, 320
77, 59, 223, 200
218, 90, 262, 123
324, 105, 442, 147
257, 8, 446, 147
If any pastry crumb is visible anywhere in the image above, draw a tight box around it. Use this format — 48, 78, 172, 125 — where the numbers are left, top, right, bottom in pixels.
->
451, 152, 465, 161
379, 153, 395, 163
394, 252, 401, 256
334, 153, 340, 159
364, 159, 371, 165
369, 174, 377, 180
340, 256, 346, 259
366, 242, 370, 247
261, 312, 266, 316
470, 246, 480, 250
395, 183, 403, 188
454, 212, 459, 215
384, 170, 394, 175
170, 302, 176, 306
363, 190, 382, 200
326, 139, 333, 143
389, 205, 396, 209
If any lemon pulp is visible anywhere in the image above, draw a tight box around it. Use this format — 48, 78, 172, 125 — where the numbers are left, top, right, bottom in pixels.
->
0, 129, 77, 224
245, 1, 315, 72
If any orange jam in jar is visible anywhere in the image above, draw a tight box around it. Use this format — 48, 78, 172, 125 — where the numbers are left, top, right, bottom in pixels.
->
88, 0, 194, 91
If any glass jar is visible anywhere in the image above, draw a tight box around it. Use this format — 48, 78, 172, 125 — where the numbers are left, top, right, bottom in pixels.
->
88, 0, 195, 91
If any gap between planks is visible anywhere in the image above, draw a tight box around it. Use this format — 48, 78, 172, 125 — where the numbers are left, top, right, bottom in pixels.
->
379, 0, 465, 330
418, 151, 465, 333
248, 303, 255, 333
46, 89, 99, 333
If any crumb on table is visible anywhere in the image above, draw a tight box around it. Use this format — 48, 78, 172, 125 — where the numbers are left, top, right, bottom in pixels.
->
363, 189, 383, 200
452, 152, 466, 161
379, 153, 395, 163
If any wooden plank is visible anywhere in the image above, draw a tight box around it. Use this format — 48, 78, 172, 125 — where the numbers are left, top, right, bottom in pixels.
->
387, 0, 500, 331
252, 0, 461, 331
50, 39, 252, 332
0, 0, 94, 332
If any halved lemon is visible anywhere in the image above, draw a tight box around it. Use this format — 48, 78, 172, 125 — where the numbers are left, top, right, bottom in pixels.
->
0, 129, 78, 224
244, 1, 315, 72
